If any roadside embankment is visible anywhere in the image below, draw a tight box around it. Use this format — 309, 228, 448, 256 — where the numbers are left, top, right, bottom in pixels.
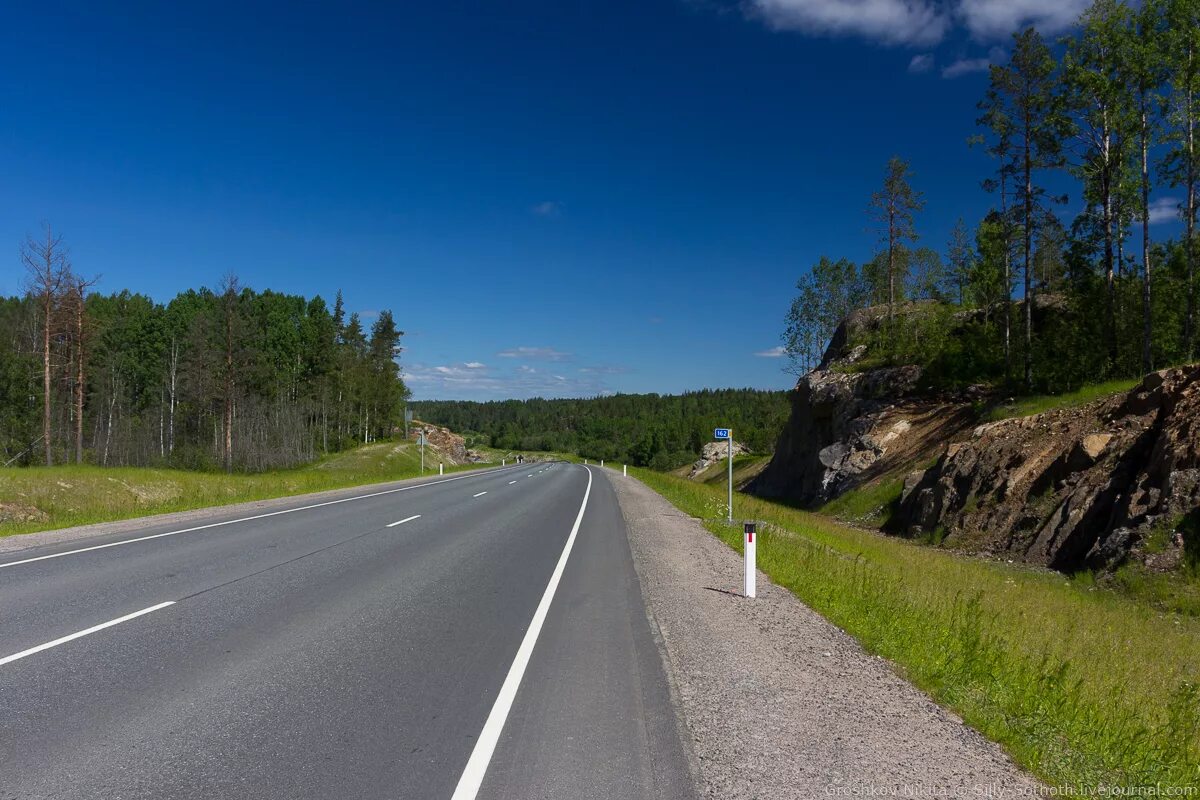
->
608, 468, 1042, 798
615, 466, 1200, 790
0, 441, 485, 539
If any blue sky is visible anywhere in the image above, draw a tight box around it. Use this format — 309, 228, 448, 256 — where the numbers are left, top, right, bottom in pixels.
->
0, 1, 1182, 399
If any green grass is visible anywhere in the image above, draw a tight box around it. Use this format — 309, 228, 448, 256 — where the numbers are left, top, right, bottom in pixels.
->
819, 473, 906, 526
629, 467, 1200, 789
0, 441, 488, 537
986, 378, 1141, 421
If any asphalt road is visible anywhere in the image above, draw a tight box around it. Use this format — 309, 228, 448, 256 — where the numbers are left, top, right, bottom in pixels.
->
0, 463, 695, 800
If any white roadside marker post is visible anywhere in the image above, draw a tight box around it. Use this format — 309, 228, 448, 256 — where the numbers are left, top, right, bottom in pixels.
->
502, 459, 506, 466
744, 522, 757, 598
600, 459, 604, 468
439, 463, 444, 475
623, 464, 627, 477
584, 459, 588, 465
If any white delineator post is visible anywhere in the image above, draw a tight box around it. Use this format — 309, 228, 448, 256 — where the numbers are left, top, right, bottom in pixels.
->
600, 459, 604, 467
502, 459, 506, 466
744, 522, 757, 598
439, 463, 444, 475
623, 464, 627, 477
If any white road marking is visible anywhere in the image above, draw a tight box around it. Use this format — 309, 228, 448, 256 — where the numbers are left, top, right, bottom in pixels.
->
473, 491, 488, 498
527, 474, 534, 478
386, 515, 421, 528
508, 481, 517, 485
0, 468, 519, 570
450, 465, 593, 800
0, 602, 176, 667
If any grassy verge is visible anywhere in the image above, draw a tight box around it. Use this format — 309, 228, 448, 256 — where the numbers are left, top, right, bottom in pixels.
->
627, 467, 1200, 789
819, 473, 907, 526
986, 378, 1140, 421
0, 441, 488, 538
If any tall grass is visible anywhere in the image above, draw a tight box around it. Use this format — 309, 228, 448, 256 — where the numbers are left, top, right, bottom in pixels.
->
0, 442, 485, 537
986, 378, 1140, 421
630, 468, 1200, 789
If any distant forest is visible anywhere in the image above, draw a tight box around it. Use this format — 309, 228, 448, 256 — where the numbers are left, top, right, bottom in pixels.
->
3, 236, 408, 470
786, 1, 1200, 393
412, 389, 790, 469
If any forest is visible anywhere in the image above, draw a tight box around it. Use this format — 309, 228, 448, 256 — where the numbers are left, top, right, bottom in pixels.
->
412, 389, 790, 469
785, 0, 1200, 393
2, 238, 408, 470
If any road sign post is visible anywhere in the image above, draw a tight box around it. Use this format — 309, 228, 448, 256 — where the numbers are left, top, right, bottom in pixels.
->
744, 522, 757, 598
418, 430, 426, 474
714, 428, 732, 523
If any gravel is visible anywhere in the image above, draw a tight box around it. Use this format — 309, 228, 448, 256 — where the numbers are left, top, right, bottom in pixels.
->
609, 472, 1044, 799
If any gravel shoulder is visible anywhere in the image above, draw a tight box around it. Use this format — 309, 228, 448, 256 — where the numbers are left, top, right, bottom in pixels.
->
608, 470, 1043, 799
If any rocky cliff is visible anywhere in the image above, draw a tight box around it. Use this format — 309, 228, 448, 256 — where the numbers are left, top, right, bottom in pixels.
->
895, 367, 1200, 573
750, 307, 980, 506
751, 307, 1200, 576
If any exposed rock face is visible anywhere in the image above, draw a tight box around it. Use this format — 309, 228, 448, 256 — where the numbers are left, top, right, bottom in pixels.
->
895, 367, 1200, 572
410, 422, 470, 464
688, 439, 750, 478
750, 345, 979, 506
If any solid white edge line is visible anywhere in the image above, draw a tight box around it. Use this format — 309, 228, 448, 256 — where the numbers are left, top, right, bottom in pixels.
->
450, 465, 593, 800
0, 467, 522, 570
473, 491, 488, 498
386, 515, 422, 528
0, 601, 176, 667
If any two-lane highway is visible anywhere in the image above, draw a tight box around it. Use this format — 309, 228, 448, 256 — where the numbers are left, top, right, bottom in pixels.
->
0, 463, 695, 799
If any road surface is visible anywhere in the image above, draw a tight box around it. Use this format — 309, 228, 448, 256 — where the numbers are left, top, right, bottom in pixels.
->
0, 463, 695, 799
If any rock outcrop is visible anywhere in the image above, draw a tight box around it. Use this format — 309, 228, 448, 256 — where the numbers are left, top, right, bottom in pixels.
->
410, 422, 470, 464
750, 307, 980, 505
688, 439, 750, 478
894, 367, 1200, 572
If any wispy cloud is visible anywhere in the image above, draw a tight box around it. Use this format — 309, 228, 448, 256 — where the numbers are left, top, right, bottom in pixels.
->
754, 346, 788, 358
740, 0, 1090, 47
746, 0, 948, 46
405, 360, 612, 401
908, 53, 934, 73
1148, 197, 1182, 226
956, 0, 1091, 41
578, 365, 632, 375
497, 346, 572, 361
941, 56, 990, 78
532, 200, 563, 218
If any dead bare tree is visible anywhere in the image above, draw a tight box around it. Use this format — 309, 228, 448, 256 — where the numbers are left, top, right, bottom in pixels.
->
65, 270, 100, 464
21, 225, 68, 466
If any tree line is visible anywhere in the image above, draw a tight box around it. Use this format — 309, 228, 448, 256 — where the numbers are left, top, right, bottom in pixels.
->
785, 0, 1200, 393
412, 389, 790, 470
2, 227, 408, 470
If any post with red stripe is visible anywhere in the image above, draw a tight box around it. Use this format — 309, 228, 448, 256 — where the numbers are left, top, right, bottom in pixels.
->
743, 521, 757, 599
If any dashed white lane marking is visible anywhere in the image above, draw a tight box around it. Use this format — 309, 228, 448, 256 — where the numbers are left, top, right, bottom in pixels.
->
0, 602, 176, 667
386, 515, 422, 528
473, 492, 488, 498
0, 468, 519, 571
508, 481, 517, 485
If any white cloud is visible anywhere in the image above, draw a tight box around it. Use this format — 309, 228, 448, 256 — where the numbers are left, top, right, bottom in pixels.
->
532, 201, 563, 218
405, 361, 613, 400
941, 56, 990, 78
746, 0, 949, 46
908, 53, 934, 73
497, 346, 572, 361
755, 346, 788, 357
742, 0, 1090, 48
956, 0, 1090, 41
1148, 197, 1182, 226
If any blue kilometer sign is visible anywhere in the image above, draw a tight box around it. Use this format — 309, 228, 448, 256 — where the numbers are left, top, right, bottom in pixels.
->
713, 428, 730, 440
